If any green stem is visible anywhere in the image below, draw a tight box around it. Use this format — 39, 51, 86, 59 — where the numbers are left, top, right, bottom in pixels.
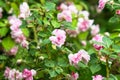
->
106, 56, 109, 80
33, 26, 38, 43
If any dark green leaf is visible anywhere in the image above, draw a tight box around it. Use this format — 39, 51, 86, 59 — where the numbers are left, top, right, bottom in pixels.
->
90, 64, 101, 74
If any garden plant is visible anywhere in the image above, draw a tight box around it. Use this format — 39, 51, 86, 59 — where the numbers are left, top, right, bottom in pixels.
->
0, 0, 120, 80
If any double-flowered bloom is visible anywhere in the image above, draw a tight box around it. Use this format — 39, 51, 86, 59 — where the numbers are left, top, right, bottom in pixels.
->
49, 29, 66, 47
68, 49, 90, 66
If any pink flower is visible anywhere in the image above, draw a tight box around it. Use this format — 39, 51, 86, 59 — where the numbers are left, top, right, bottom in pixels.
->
78, 49, 90, 64
8, 69, 16, 80
116, 10, 120, 15
92, 34, 103, 50
98, 0, 108, 10
57, 10, 72, 22
22, 69, 32, 80
15, 70, 23, 80
22, 69, 36, 80
90, 24, 100, 36
71, 72, 79, 80
49, 29, 66, 47
19, 2, 31, 19
68, 49, 90, 66
4, 68, 23, 80
9, 46, 18, 56
68, 53, 82, 66
8, 16, 22, 27
4, 67, 10, 78
77, 18, 94, 32
92, 75, 104, 80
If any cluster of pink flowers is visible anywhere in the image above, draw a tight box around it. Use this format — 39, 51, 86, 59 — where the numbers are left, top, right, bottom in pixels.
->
92, 75, 104, 80
4, 67, 36, 80
49, 29, 66, 47
70, 72, 79, 80
0, 7, 3, 18
92, 34, 103, 50
68, 49, 90, 66
57, 3, 77, 22
98, 0, 108, 10
8, 16, 29, 49
19, 2, 31, 19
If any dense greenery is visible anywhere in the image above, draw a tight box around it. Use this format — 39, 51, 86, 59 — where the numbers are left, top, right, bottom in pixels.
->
0, 0, 120, 80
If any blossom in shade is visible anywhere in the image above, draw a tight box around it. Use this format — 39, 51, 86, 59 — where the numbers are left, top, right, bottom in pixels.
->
92, 34, 103, 50
49, 29, 66, 47
22, 69, 36, 80
19, 2, 31, 19
0, 7, 3, 18
77, 18, 94, 32
71, 72, 79, 80
57, 10, 72, 22
98, 0, 108, 10
90, 24, 100, 36
9, 46, 18, 56
116, 10, 120, 15
68, 49, 90, 66
92, 75, 104, 80
66, 29, 78, 37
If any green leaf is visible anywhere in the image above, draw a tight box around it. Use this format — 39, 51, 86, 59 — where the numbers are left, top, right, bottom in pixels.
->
0, 22, 6, 27
112, 45, 120, 53
51, 20, 60, 28
0, 27, 9, 37
21, 28, 30, 37
100, 49, 110, 55
109, 16, 119, 23
62, 21, 75, 30
45, 60, 55, 67
11, 3, 19, 15
55, 67, 63, 74
0, 55, 7, 60
48, 70, 57, 77
102, 36, 113, 48
57, 58, 68, 67
90, 64, 101, 74
41, 39, 50, 46
45, 2, 56, 11
78, 62, 88, 68
2, 36, 15, 51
